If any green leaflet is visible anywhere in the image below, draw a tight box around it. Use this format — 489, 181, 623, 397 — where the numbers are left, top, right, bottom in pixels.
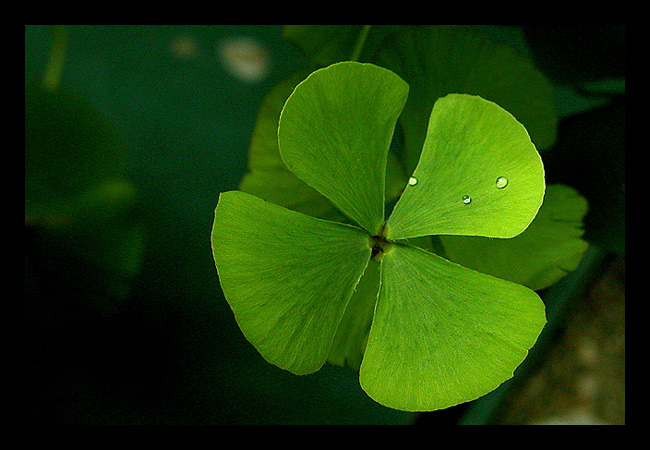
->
386, 94, 545, 240
360, 243, 546, 411
278, 62, 409, 235
212, 190, 371, 375
239, 68, 408, 222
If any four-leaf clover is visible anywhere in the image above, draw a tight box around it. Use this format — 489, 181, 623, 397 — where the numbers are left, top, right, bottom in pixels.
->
211, 61, 547, 411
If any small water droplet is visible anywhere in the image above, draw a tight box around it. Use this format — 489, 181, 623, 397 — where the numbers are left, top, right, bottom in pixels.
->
462, 195, 471, 204
496, 176, 509, 189
408, 176, 418, 186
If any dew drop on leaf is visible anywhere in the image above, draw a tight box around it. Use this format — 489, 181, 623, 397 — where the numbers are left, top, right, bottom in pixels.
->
496, 176, 509, 189
408, 176, 418, 186
462, 195, 471, 204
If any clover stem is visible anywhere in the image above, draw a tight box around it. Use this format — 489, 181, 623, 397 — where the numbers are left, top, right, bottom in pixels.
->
349, 25, 372, 62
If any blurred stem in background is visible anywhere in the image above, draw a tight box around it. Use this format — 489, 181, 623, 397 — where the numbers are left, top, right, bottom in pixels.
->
349, 25, 372, 62
42, 25, 67, 90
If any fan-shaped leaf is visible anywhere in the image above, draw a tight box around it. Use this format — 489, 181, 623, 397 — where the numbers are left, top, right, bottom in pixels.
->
386, 94, 545, 241
360, 243, 546, 411
212, 191, 372, 375
278, 62, 408, 235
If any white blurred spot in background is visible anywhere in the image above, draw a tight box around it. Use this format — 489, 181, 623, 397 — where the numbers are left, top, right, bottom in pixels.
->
170, 35, 201, 60
216, 36, 271, 83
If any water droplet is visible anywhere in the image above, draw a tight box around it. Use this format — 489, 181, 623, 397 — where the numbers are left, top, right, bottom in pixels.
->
496, 176, 509, 189
462, 195, 471, 204
408, 176, 418, 186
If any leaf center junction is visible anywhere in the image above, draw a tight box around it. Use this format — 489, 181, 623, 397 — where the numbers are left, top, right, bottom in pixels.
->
370, 234, 392, 261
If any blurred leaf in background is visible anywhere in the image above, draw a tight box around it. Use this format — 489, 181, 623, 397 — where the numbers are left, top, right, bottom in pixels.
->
522, 25, 625, 86
520, 24, 625, 254
25, 75, 144, 306
25, 26, 147, 422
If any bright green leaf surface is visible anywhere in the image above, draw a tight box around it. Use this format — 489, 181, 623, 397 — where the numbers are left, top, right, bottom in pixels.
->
386, 94, 545, 241
360, 243, 546, 411
241, 68, 407, 222
440, 184, 589, 291
211, 191, 372, 375
278, 62, 409, 235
